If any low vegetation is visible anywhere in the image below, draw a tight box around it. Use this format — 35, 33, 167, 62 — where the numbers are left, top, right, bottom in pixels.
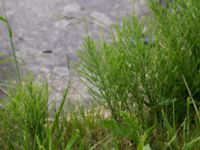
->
0, 0, 199, 149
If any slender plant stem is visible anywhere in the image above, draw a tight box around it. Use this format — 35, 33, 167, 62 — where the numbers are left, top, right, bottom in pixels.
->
182, 75, 200, 121
2, 0, 22, 86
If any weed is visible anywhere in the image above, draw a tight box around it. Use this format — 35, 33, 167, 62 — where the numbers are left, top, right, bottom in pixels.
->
78, 0, 200, 149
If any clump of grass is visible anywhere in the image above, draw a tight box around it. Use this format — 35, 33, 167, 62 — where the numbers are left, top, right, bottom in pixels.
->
148, 0, 200, 122
0, 80, 131, 149
0, 80, 49, 149
78, 0, 200, 149
78, 0, 200, 122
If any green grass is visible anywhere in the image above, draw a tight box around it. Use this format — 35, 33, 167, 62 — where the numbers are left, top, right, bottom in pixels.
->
0, 80, 133, 149
78, 0, 200, 149
0, 0, 200, 149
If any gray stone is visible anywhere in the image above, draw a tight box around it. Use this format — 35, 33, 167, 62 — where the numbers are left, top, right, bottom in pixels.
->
90, 11, 113, 26
0, 0, 149, 102
53, 67, 69, 77
54, 20, 70, 28
62, 3, 82, 13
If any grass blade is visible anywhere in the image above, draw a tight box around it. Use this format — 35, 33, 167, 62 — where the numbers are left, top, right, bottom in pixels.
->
65, 129, 80, 150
